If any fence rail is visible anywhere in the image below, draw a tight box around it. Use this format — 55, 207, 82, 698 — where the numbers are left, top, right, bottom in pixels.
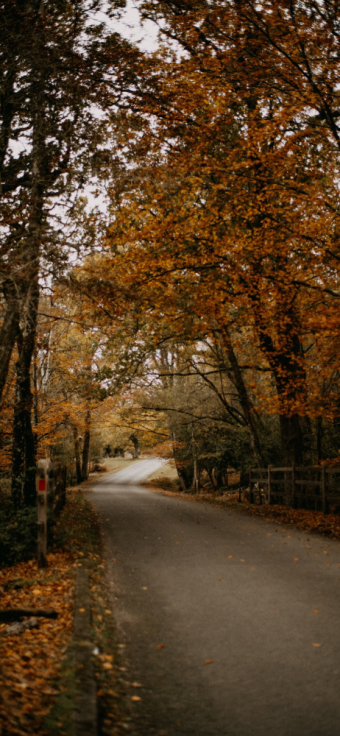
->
249, 465, 340, 514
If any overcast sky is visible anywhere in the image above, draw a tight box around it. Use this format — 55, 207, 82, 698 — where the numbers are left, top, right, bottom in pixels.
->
94, 0, 160, 52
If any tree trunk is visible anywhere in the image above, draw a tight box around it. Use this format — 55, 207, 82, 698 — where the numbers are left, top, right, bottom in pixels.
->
171, 430, 190, 490
218, 325, 265, 466
11, 23, 45, 505
316, 416, 323, 464
0, 280, 20, 403
81, 410, 91, 480
255, 314, 307, 467
279, 415, 304, 467
191, 424, 199, 493
73, 427, 82, 484
129, 433, 139, 458
11, 279, 39, 507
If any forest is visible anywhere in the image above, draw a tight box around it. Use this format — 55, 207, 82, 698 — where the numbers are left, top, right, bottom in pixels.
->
1, 0, 340, 510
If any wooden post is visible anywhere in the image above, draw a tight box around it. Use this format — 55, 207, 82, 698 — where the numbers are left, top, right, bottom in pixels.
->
267, 465, 271, 505
322, 464, 326, 514
37, 462, 47, 568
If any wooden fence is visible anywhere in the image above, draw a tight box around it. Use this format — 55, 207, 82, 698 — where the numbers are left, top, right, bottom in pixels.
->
249, 465, 340, 514
36, 459, 67, 567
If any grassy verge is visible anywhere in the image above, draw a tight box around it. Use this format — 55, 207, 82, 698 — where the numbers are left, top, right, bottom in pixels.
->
141, 460, 180, 492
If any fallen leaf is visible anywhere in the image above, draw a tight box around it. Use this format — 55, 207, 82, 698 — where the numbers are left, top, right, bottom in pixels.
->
228, 555, 233, 559
312, 643, 321, 647
218, 579, 224, 582
104, 610, 112, 614
131, 695, 142, 702
103, 662, 113, 669
157, 644, 165, 649
294, 558, 299, 561
312, 609, 318, 613
240, 559, 245, 562
79, 608, 85, 613
142, 587, 148, 590
205, 659, 213, 664
132, 682, 142, 688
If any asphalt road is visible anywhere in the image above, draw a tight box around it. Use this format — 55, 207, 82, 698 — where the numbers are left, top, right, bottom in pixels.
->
90, 465, 340, 736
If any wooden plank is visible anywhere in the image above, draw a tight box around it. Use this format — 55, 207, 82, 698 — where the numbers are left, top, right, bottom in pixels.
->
271, 467, 293, 472
295, 480, 322, 487
295, 465, 322, 471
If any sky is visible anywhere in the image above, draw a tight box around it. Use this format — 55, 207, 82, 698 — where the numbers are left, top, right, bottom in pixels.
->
93, 0, 160, 52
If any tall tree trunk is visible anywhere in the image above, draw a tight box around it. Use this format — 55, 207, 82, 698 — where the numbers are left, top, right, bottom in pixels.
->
254, 308, 307, 467
316, 416, 323, 464
11, 279, 40, 506
11, 20, 45, 504
73, 427, 82, 484
81, 410, 91, 480
0, 280, 20, 403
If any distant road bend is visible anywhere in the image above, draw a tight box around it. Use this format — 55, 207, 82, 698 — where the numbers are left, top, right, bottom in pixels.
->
90, 459, 340, 736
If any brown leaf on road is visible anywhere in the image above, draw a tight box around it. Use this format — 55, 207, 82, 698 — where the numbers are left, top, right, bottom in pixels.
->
131, 681, 142, 688
157, 644, 165, 649
131, 695, 142, 701
205, 659, 213, 664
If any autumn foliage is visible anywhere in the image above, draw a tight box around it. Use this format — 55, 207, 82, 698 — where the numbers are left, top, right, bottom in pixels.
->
1, 0, 340, 508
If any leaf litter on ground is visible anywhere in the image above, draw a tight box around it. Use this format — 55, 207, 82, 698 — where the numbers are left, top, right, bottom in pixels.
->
0, 551, 75, 736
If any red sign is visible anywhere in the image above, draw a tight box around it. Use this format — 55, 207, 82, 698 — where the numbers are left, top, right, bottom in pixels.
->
39, 479, 46, 491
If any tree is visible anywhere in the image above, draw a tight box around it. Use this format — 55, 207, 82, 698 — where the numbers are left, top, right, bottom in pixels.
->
85, 0, 340, 466
0, 0, 140, 504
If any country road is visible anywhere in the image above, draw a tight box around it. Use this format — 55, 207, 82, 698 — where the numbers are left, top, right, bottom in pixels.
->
90, 463, 340, 736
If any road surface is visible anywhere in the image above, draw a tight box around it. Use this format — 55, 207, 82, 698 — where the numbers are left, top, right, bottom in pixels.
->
90, 464, 340, 736
98, 458, 166, 486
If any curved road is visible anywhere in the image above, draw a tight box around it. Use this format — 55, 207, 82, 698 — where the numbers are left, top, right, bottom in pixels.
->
90, 462, 340, 736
